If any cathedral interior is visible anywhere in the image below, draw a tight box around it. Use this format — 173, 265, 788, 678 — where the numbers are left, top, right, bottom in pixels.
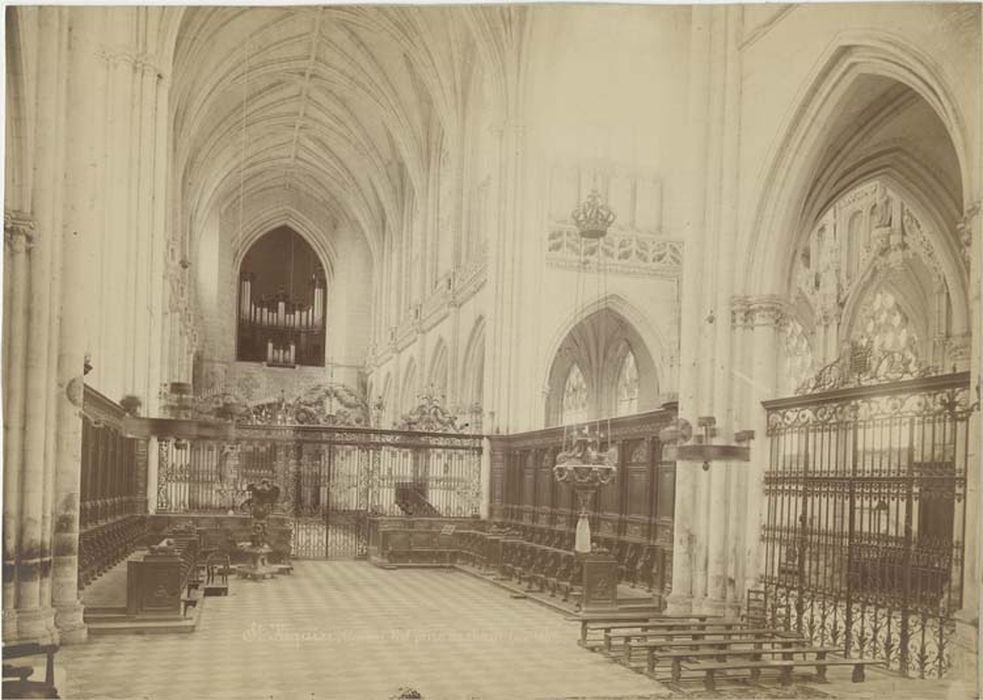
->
2, 4, 981, 699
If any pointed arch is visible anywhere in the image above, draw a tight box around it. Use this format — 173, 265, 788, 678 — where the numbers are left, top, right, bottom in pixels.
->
235, 226, 327, 367
400, 357, 418, 414
379, 372, 393, 426
428, 337, 449, 400
613, 344, 640, 418
542, 296, 663, 426
459, 316, 486, 408
539, 292, 670, 404
744, 34, 970, 299
229, 191, 341, 284
839, 258, 935, 364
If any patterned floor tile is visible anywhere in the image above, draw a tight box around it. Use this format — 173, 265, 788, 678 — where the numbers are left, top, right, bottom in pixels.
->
60, 562, 669, 700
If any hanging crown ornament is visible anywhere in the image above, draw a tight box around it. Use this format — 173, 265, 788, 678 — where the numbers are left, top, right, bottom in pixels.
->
571, 189, 617, 239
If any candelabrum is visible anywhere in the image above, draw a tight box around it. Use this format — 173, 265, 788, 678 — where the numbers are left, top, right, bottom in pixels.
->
661, 416, 754, 471
552, 425, 617, 554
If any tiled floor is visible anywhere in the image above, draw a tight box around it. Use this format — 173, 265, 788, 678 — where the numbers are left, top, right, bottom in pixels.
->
60, 561, 671, 699
57, 562, 976, 700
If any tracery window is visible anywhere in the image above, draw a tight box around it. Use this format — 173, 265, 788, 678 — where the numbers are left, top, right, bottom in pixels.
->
614, 350, 639, 417
561, 364, 589, 425
783, 319, 815, 393
853, 290, 920, 363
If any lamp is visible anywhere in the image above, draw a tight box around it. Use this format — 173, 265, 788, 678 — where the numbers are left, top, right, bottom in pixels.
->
553, 425, 617, 553
571, 189, 617, 240
662, 416, 754, 470
552, 188, 619, 554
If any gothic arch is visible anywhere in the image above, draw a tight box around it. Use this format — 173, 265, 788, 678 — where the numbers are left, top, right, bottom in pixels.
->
542, 298, 662, 426
459, 316, 486, 408
785, 157, 968, 332
379, 372, 393, 426
428, 337, 449, 399
400, 357, 418, 414
838, 258, 936, 363
539, 292, 670, 404
744, 34, 971, 299
230, 196, 339, 284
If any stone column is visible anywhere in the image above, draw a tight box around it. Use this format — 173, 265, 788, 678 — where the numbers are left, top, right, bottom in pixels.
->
741, 296, 784, 595
952, 202, 980, 682
479, 437, 492, 520
666, 4, 713, 615
485, 121, 525, 434
447, 299, 461, 408
3, 212, 36, 641
4, 6, 71, 645
702, 5, 743, 618
52, 6, 112, 643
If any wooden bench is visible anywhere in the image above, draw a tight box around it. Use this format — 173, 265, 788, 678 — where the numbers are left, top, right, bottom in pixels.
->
601, 618, 743, 651
640, 636, 810, 672
623, 631, 805, 665
685, 659, 797, 690
2, 642, 58, 699
607, 626, 788, 658
681, 656, 886, 690
658, 645, 842, 681
572, 613, 714, 647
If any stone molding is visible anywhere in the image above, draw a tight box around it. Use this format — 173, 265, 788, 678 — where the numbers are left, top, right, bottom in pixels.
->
730, 295, 786, 329
368, 256, 487, 367
546, 226, 682, 278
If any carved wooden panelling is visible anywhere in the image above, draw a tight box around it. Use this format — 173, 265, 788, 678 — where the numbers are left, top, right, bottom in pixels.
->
627, 469, 649, 516
490, 408, 678, 595
656, 466, 675, 519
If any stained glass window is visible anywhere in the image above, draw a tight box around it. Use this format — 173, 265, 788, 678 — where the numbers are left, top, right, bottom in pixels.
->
561, 364, 589, 425
615, 350, 639, 417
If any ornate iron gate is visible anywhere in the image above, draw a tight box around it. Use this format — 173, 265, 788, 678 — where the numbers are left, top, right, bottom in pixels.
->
157, 426, 483, 560
761, 370, 972, 678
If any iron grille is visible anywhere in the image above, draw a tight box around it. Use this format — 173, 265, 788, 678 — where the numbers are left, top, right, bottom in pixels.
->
761, 372, 972, 678
156, 424, 483, 559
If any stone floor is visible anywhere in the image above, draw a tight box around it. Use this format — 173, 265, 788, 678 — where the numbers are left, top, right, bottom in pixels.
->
54, 561, 975, 700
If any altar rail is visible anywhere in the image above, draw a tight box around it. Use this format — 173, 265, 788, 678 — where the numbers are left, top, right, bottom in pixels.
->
79, 387, 150, 589
487, 406, 678, 605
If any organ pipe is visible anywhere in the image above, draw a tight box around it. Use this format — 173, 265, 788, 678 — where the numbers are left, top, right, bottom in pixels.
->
238, 273, 325, 366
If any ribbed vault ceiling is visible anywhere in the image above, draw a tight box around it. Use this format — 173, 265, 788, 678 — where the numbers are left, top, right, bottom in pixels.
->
171, 6, 523, 260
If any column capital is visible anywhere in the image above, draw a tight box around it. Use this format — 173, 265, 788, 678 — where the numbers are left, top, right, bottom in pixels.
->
4, 210, 36, 253
731, 294, 786, 329
99, 46, 166, 78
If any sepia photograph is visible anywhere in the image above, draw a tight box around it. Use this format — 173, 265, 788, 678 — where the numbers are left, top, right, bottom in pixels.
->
2, 2, 981, 698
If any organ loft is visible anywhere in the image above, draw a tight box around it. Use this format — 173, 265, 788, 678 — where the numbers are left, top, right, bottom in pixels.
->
2, 4, 981, 699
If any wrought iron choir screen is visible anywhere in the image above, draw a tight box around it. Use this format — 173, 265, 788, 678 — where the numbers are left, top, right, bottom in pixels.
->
761, 370, 973, 678
155, 423, 483, 559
